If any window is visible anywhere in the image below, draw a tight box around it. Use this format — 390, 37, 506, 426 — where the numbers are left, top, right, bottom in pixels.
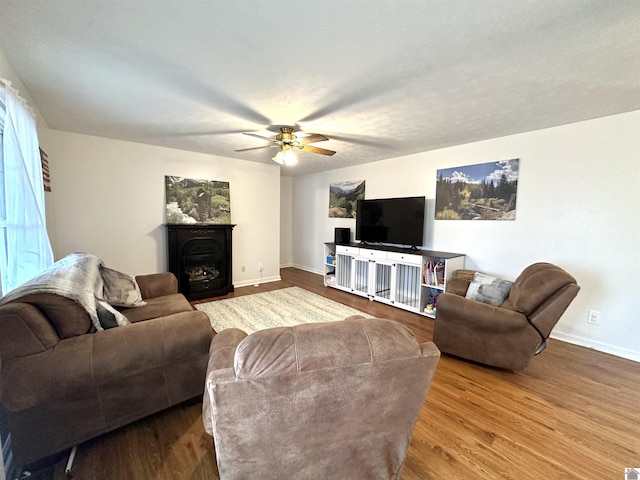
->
0, 80, 53, 295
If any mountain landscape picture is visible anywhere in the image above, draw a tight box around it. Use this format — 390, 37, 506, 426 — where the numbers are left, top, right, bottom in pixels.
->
329, 180, 366, 218
435, 159, 519, 220
165, 176, 231, 224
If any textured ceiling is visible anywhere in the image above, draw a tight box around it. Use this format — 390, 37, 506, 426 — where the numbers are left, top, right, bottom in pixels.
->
1, 0, 639, 176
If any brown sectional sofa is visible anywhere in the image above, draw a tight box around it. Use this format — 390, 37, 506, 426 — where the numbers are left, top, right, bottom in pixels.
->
0, 266, 213, 466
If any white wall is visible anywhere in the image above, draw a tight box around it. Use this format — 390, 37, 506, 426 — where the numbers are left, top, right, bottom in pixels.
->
44, 130, 282, 286
291, 110, 640, 362
280, 176, 293, 267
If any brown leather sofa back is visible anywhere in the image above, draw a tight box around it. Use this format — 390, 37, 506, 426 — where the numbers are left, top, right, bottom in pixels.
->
8, 293, 91, 339
0, 302, 59, 359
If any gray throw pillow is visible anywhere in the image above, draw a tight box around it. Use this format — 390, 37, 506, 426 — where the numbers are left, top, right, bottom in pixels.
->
465, 272, 513, 307
100, 266, 146, 307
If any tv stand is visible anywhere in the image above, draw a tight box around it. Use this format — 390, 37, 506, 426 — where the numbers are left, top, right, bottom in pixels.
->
323, 242, 465, 318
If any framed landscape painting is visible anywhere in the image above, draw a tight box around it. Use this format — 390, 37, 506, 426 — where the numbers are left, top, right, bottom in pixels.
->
435, 159, 519, 220
328, 180, 365, 218
165, 176, 231, 224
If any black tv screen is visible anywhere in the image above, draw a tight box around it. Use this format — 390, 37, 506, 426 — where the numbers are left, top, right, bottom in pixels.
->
356, 196, 425, 247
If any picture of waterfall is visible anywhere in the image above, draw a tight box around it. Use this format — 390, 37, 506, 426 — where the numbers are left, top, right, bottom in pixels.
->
165, 176, 231, 224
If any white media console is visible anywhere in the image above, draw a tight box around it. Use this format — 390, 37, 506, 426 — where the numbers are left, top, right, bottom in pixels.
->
324, 243, 465, 318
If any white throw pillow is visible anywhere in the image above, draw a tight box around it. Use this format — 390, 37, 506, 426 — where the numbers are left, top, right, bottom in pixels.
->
100, 266, 146, 307
465, 272, 513, 306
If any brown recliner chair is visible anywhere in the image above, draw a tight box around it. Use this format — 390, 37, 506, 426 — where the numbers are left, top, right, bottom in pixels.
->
202, 315, 440, 480
433, 262, 579, 371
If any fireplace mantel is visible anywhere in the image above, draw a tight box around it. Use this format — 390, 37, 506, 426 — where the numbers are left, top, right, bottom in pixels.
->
166, 224, 235, 301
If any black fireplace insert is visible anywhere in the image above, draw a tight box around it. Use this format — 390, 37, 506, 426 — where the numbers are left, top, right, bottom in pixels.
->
166, 224, 235, 301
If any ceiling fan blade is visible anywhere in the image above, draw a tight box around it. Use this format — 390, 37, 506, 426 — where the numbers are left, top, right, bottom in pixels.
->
235, 145, 276, 152
242, 132, 277, 142
297, 133, 329, 145
300, 145, 336, 156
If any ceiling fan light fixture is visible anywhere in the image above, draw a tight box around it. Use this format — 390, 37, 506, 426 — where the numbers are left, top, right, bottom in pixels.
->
283, 148, 297, 165
272, 150, 285, 164
272, 144, 297, 165
242, 126, 334, 164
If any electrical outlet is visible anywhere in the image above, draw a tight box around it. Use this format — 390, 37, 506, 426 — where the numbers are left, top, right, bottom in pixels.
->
241, 265, 246, 272
587, 309, 602, 325
258, 262, 263, 272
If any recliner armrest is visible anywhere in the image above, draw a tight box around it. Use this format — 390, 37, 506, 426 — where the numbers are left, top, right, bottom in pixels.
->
436, 292, 529, 333
203, 328, 247, 436
445, 277, 472, 296
207, 328, 248, 372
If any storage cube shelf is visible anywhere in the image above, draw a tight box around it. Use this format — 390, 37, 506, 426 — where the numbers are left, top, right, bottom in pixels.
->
324, 242, 464, 318
323, 243, 337, 286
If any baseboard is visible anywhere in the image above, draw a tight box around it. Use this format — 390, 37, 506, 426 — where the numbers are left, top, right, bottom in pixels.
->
292, 263, 323, 276
234, 275, 282, 289
550, 331, 640, 363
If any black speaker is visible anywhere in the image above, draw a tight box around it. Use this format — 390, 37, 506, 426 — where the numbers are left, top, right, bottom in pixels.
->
334, 227, 350, 244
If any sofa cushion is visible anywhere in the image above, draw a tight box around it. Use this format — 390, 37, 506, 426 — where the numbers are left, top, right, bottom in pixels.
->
118, 293, 193, 323
100, 266, 146, 307
465, 272, 513, 307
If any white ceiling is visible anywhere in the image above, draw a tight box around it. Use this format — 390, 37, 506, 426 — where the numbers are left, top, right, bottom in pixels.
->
1, 0, 639, 176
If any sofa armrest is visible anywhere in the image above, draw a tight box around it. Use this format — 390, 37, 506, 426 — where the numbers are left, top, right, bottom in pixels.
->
1, 335, 94, 411
135, 272, 178, 299
2, 311, 212, 412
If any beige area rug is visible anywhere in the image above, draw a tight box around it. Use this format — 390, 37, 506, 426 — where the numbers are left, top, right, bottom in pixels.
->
195, 286, 371, 334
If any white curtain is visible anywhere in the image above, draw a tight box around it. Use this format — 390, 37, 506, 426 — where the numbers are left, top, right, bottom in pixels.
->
0, 81, 53, 294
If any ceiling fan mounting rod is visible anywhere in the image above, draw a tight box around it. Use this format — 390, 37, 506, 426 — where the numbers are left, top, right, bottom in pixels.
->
276, 126, 296, 144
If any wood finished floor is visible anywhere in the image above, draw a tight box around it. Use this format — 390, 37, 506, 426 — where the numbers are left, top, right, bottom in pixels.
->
52, 267, 640, 479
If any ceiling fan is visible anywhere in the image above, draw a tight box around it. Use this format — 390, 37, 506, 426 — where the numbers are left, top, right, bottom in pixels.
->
235, 126, 336, 165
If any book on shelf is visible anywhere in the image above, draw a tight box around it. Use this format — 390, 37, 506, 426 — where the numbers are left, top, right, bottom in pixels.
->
423, 260, 445, 286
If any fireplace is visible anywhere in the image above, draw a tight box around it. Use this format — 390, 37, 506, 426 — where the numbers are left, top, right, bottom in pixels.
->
166, 224, 235, 301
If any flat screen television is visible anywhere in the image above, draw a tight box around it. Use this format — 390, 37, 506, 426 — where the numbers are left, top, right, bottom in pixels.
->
356, 196, 425, 247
